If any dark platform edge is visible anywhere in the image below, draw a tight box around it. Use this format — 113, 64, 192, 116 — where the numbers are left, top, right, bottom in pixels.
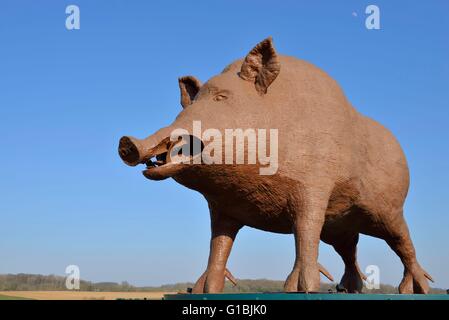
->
164, 292, 449, 300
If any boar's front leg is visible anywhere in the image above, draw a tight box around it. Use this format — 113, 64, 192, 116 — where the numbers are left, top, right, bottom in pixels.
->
285, 184, 332, 292
192, 210, 242, 293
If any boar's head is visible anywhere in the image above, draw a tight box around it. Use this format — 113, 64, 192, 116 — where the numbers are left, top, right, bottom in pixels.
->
118, 37, 280, 181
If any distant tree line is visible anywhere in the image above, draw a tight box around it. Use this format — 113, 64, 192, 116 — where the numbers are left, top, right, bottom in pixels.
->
0, 274, 446, 294
0, 274, 130, 292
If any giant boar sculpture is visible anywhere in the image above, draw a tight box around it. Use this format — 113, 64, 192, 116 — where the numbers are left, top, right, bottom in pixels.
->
118, 37, 432, 294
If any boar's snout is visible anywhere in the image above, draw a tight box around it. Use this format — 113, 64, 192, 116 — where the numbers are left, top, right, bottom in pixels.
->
118, 136, 143, 166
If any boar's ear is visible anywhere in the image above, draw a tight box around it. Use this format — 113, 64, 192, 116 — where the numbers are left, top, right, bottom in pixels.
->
239, 37, 281, 95
179, 76, 202, 108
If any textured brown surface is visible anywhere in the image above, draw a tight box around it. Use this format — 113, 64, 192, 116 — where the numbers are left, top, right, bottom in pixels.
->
118, 37, 432, 294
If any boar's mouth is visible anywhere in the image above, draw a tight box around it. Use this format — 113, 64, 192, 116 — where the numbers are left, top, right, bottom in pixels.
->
145, 151, 168, 168
118, 135, 204, 181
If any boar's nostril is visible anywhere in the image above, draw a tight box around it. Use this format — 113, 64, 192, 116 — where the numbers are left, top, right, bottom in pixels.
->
118, 136, 140, 165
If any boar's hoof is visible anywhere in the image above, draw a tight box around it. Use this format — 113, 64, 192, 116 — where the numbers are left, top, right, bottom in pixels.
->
398, 266, 433, 294
336, 284, 348, 293
284, 263, 334, 292
192, 268, 237, 293
339, 268, 364, 293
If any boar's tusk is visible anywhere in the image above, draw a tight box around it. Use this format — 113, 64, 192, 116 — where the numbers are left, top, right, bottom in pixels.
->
225, 268, 237, 286
318, 263, 334, 282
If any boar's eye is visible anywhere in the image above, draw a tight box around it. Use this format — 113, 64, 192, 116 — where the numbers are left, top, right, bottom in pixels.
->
213, 93, 228, 102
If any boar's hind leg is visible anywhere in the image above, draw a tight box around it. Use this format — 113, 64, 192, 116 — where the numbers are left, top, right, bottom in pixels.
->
367, 210, 432, 294
286, 184, 332, 293
192, 213, 242, 294
332, 234, 366, 293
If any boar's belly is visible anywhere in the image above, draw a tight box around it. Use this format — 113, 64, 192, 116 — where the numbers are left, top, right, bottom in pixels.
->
207, 193, 293, 234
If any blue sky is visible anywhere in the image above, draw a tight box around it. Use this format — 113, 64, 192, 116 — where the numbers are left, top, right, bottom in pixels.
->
1, 0, 448, 289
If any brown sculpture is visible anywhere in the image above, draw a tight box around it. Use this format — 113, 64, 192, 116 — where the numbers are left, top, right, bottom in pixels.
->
118, 37, 433, 294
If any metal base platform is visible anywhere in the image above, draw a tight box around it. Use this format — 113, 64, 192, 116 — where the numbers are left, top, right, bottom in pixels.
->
164, 292, 449, 300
